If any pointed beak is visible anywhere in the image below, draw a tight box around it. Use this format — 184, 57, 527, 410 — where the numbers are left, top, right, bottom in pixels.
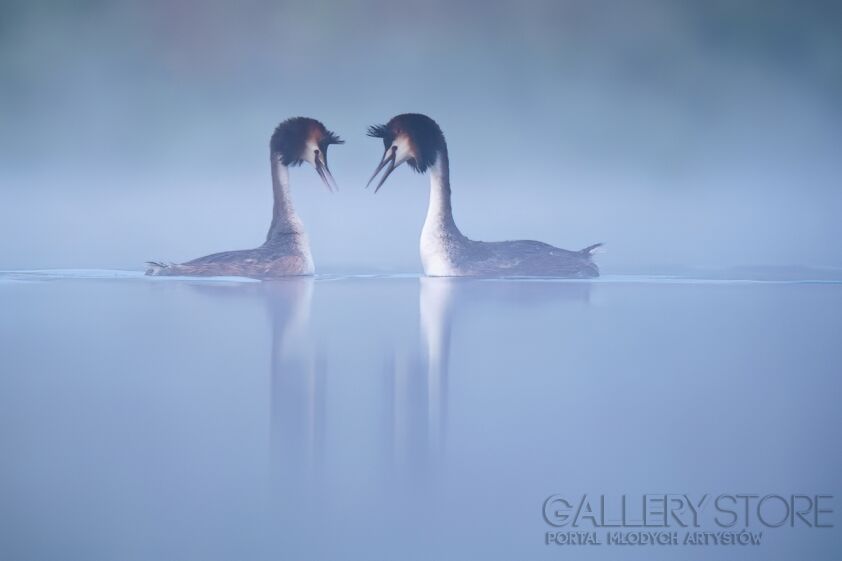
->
366, 147, 398, 193
314, 153, 338, 192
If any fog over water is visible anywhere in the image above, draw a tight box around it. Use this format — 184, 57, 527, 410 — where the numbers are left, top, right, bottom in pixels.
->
1, 0, 841, 272
2, 5, 842, 559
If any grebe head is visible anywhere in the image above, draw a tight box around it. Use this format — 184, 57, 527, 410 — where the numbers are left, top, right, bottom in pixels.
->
366, 113, 445, 192
270, 117, 344, 191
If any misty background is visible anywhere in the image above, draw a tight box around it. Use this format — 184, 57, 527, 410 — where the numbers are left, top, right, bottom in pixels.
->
1, 0, 841, 273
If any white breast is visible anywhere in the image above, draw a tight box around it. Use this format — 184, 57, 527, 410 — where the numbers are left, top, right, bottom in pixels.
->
420, 229, 457, 276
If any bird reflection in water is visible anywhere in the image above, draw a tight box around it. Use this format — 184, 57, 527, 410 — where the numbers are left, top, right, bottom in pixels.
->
263, 279, 325, 485
186, 276, 591, 485
389, 278, 592, 478
182, 278, 323, 489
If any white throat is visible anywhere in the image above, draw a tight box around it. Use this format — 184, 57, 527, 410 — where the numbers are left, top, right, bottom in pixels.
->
420, 152, 463, 276
267, 155, 307, 240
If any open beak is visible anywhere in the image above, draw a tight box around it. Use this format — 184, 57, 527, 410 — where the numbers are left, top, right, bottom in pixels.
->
314, 154, 338, 192
366, 147, 399, 193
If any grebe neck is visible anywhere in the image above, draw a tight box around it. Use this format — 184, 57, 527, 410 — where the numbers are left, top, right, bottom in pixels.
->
422, 149, 462, 240
267, 153, 306, 240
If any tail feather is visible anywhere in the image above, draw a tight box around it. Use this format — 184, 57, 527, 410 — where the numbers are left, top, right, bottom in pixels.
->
579, 243, 604, 257
145, 261, 170, 275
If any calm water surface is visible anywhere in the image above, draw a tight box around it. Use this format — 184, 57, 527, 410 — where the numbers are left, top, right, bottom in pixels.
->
1, 273, 841, 560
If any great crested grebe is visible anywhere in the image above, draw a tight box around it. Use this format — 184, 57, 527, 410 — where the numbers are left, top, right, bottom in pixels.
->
146, 117, 342, 278
367, 113, 602, 278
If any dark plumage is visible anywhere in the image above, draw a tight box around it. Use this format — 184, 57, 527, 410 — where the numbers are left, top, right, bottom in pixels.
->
367, 113, 444, 173
271, 117, 343, 167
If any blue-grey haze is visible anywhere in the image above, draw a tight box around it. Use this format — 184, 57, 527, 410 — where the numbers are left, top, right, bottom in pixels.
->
1, 0, 841, 272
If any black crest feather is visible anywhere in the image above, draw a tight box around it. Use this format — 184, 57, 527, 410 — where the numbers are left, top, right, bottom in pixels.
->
270, 117, 342, 166
367, 114, 445, 173
367, 124, 392, 142
318, 129, 344, 155
323, 129, 344, 146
